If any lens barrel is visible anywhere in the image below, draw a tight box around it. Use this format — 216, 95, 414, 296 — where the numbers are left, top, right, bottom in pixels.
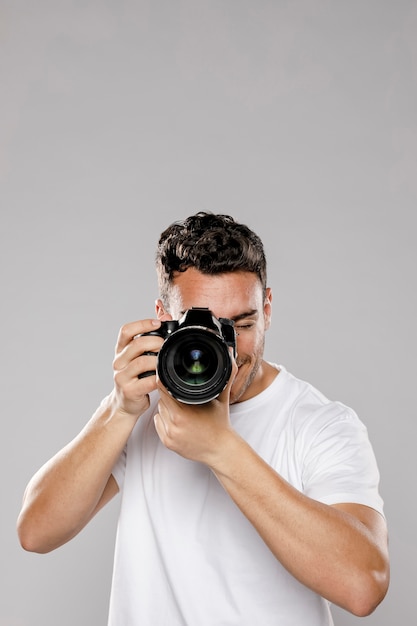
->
157, 326, 233, 404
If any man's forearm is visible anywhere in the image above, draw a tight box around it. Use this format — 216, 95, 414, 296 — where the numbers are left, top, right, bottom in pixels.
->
210, 433, 389, 616
17, 398, 136, 553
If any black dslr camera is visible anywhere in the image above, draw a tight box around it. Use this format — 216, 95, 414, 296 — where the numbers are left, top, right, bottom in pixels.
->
140, 307, 236, 404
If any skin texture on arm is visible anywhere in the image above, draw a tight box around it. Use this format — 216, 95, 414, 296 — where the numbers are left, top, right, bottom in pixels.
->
17, 318, 167, 554
211, 435, 389, 616
17, 405, 127, 553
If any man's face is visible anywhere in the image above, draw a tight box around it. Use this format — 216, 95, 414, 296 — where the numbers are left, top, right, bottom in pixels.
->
157, 267, 272, 404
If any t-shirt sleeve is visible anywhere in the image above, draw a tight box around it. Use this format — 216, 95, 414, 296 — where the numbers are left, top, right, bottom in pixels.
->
112, 445, 127, 490
301, 404, 385, 516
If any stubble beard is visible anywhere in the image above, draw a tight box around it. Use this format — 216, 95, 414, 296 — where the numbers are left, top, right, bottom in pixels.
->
230, 338, 265, 404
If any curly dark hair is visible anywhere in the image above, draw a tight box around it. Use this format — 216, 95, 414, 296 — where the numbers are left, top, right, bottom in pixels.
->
156, 211, 267, 305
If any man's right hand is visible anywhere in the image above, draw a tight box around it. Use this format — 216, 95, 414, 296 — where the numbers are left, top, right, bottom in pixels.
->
110, 318, 166, 419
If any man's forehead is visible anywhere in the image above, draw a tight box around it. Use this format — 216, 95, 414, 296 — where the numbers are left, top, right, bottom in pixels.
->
166, 279, 263, 321
167, 266, 262, 294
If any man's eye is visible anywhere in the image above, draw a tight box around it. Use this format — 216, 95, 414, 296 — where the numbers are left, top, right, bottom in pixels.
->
235, 323, 254, 331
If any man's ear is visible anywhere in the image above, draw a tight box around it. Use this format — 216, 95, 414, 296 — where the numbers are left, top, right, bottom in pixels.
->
155, 299, 172, 321
264, 287, 272, 330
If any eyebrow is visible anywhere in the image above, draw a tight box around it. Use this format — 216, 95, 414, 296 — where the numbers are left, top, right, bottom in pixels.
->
178, 309, 259, 322
231, 309, 259, 322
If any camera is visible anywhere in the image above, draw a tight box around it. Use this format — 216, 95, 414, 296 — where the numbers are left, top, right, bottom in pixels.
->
140, 307, 236, 404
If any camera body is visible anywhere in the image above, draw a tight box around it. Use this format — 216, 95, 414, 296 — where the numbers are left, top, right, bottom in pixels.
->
141, 307, 236, 404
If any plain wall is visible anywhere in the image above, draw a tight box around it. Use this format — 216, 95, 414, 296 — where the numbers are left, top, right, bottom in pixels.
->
1, 1, 416, 624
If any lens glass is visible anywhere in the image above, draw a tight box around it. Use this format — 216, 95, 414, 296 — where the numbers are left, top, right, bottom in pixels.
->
174, 341, 216, 385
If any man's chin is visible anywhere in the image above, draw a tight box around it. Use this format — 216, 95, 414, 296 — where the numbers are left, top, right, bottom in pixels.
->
230, 359, 263, 404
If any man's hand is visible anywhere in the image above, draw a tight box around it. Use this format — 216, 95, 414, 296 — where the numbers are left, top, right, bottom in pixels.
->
111, 318, 167, 418
153, 356, 238, 466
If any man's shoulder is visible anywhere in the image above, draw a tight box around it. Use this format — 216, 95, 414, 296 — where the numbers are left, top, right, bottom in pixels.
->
267, 365, 358, 430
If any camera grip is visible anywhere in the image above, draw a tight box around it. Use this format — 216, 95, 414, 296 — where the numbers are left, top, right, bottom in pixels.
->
137, 349, 158, 379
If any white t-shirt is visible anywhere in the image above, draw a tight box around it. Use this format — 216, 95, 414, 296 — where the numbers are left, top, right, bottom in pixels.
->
109, 365, 384, 626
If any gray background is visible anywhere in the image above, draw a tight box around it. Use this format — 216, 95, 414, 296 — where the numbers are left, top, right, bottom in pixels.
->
1, 1, 416, 624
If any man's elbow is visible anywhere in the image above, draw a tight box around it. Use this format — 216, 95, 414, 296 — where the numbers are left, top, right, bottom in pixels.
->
17, 511, 58, 554
346, 565, 390, 617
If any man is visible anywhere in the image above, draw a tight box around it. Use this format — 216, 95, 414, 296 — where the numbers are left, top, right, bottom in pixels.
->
17, 212, 389, 625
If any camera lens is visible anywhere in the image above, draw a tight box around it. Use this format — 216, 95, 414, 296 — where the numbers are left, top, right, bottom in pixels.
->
157, 328, 232, 404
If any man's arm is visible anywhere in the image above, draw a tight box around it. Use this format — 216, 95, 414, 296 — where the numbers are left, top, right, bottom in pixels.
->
17, 401, 131, 553
210, 435, 389, 617
154, 380, 390, 617
17, 318, 165, 553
